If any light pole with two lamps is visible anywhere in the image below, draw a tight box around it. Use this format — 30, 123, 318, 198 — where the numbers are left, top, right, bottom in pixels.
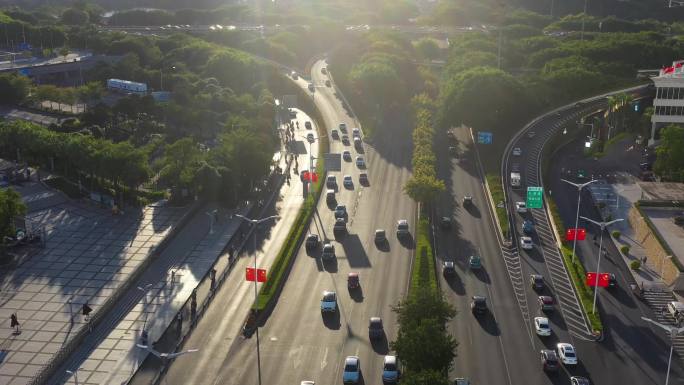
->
234, 214, 279, 385
580, 216, 623, 313
299, 134, 325, 197
561, 178, 597, 262
641, 316, 684, 385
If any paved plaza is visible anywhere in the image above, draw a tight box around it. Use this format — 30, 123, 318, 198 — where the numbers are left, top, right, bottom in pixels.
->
0, 179, 186, 385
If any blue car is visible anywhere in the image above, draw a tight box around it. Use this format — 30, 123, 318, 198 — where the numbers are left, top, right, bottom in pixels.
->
343, 356, 360, 383
522, 220, 534, 234
382, 355, 400, 383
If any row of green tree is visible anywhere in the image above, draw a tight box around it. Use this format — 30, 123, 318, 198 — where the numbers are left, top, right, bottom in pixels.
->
404, 95, 445, 205
0, 188, 26, 245
654, 125, 684, 182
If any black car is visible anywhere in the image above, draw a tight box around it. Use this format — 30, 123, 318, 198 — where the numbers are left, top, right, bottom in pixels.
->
305, 121, 312, 130
540, 349, 559, 372
369, 317, 384, 340
607, 273, 617, 288
334, 218, 347, 234
530, 274, 544, 291
440, 217, 452, 230
305, 234, 319, 250
443, 261, 456, 277
471, 296, 487, 315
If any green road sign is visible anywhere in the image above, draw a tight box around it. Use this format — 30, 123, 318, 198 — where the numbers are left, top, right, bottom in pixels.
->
526, 186, 544, 209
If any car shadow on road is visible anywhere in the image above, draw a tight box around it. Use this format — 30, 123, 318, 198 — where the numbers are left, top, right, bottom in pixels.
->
543, 370, 571, 384
444, 273, 466, 295
371, 335, 389, 355
398, 234, 415, 249
605, 284, 637, 309
349, 287, 364, 303
463, 204, 481, 219
322, 257, 338, 273
375, 239, 390, 253
322, 310, 341, 330
341, 234, 372, 268
471, 267, 490, 284
475, 314, 501, 336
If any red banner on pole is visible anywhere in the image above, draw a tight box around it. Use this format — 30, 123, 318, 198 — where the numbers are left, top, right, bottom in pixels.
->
257, 269, 267, 283
246, 268, 267, 282
566, 228, 587, 241
586, 272, 610, 287
586, 272, 597, 287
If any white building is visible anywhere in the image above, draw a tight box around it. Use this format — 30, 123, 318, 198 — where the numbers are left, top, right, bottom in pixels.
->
650, 60, 684, 145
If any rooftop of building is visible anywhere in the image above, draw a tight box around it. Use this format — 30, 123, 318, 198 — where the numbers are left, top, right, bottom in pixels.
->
639, 181, 684, 201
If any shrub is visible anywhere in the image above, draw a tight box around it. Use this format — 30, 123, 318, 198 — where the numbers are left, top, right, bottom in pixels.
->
611, 230, 621, 239
630, 260, 641, 270
620, 245, 630, 255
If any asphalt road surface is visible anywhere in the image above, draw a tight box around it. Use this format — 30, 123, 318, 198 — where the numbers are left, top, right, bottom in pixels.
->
157, 60, 417, 385
504, 96, 684, 385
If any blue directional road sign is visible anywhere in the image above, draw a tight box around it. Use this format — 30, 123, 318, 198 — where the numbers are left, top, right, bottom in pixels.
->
477, 131, 493, 144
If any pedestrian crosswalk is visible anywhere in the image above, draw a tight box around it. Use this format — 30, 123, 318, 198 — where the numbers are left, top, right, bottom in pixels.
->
641, 289, 684, 362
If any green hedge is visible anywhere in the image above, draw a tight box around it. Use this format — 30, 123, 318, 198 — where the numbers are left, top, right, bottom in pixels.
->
559, 244, 603, 333
410, 218, 438, 294
485, 173, 509, 238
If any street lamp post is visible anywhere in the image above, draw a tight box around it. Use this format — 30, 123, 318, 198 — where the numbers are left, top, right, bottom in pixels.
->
206, 210, 218, 235
299, 134, 325, 196
641, 317, 684, 385
234, 214, 279, 385
561, 178, 597, 263
580, 216, 624, 313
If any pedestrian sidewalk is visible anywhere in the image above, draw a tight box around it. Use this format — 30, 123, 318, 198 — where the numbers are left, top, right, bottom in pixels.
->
588, 180, 668, 288
64, 108, 315, 385
133, 108, 317, 385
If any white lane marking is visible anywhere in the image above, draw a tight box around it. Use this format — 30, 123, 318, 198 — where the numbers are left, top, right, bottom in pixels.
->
290, 344, 303, 369
321, 347, 329, 370
485, 284, 514, 385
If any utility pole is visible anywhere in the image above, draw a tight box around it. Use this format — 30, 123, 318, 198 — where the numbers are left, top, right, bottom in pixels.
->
562, 179, 597, 263
580, 0, 588, 42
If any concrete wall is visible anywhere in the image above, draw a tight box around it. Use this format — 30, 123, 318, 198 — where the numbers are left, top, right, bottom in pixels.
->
628, 207, 684, 290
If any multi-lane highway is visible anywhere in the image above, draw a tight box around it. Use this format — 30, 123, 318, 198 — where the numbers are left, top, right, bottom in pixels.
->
156, 60, 416, 385
502, 93, 684, 384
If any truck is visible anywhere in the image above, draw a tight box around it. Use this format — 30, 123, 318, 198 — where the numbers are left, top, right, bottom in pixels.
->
510, 172, 521, 188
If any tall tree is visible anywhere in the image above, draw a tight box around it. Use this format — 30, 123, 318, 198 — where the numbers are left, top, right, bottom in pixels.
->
0, 188, 27, 242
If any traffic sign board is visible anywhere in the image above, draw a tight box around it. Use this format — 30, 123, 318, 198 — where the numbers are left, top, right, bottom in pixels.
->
477, 131, 493, 144
526, 186, 543, 209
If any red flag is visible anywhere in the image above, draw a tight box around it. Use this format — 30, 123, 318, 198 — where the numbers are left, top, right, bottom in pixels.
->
664, 66, 675, 74
246, 267, 256, 282
566, 228, 586, 241
310, 172, 318, 182
586, 272, 598, 287
576, 228, 586, 240
301, 171, 310, 181
598, 273, 611, 288
257, 269, 267, 283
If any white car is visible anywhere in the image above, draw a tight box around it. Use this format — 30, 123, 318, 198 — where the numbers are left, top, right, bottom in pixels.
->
513, 147, 522, 156
343, 175, 353, 188
557, 343, 578, 365
520, 236, 533, 250
515, 201, 528, 213
320, 291, 337, 312
356, 156, 365, 168
534, 317, 551, 336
